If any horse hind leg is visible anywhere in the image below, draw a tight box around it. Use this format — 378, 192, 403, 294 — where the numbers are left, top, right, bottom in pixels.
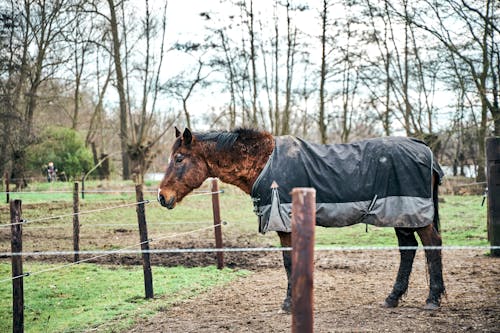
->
277, 231, 292, 312
417, 224, 445, 310
384, 228, 418, 308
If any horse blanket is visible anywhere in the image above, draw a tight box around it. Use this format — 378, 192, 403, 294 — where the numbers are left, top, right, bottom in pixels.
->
251, 136, 444, 234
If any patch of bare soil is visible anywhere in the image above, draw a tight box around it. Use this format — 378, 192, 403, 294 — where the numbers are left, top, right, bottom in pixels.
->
126, 250, 499, 333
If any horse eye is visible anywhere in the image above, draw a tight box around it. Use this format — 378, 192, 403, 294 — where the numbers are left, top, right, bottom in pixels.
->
175, 154, 184, 163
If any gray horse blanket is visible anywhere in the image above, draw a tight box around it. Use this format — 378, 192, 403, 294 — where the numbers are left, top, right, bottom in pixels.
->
251, 136, 444, 234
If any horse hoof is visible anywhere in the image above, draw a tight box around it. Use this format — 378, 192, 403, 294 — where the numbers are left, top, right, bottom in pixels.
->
424, 302, 440, 311
382, 298, 398, 308
281, 299, 292, 313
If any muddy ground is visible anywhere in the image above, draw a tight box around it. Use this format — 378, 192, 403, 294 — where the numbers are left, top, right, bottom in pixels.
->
124, 249, 499, 333
0, 204, 499, 332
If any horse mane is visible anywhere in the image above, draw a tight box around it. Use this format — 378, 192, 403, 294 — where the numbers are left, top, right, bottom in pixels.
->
195, 128, 271, 151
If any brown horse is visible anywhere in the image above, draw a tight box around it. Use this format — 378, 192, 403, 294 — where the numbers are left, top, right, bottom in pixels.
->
158, 127, 445, 311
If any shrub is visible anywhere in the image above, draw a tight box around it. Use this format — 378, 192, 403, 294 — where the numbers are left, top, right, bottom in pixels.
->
27, 127, 93, 180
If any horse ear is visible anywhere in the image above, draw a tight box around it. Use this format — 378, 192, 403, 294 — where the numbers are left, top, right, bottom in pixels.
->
175, 127, 181, 138
183, 128, 193, 145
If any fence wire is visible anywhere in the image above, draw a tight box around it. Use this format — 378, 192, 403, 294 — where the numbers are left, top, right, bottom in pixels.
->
0, 222, 225, 283
0, 200, 151, 228
3, 189, 223, 195
1, 245, 498, 258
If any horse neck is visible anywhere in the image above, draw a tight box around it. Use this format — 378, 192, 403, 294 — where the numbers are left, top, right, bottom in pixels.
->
204, 135, 275, 194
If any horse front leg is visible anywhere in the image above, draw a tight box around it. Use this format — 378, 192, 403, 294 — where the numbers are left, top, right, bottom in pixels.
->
384, 228, 418, 308
417, 224, 445, 310
277, 231, 292, 312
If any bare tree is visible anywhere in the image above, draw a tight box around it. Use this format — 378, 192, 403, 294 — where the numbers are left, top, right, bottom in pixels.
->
318, 0, 329, 143
280, 0, 298, 135
163, 58, 211, 130
127, 0, 174, 184
363, 0, 394, 136
218, 28, 238, 128
67, 7, 95, 130
105, 0, 130, 179
0, 0, 73, 186
408, 0, 499, 181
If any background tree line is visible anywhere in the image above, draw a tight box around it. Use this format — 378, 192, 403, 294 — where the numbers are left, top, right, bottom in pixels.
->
0, 0, 498, 185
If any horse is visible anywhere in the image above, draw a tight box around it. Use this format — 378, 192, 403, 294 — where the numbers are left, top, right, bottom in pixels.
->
157, 127, 445, 312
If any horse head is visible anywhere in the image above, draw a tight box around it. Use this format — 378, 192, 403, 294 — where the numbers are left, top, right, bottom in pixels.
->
157, 127, 209, 209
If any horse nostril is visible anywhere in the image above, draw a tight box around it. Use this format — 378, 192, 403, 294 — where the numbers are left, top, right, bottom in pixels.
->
158, 194, 167, 207
158, 193, 176, 209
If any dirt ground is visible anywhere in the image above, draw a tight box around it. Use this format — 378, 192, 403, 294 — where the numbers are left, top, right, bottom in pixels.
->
123, 249, 499, 333
0, 204, 499, 332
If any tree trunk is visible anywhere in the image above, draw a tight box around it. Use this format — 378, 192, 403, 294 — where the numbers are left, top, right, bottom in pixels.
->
107, 0, 130, 180
281, 2, 296, 136
318, 0, 328, 143
248, 0, 258, 127
273, 0, 280, 134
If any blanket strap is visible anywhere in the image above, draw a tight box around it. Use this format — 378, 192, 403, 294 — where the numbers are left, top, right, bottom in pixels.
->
365, 194, 378, 233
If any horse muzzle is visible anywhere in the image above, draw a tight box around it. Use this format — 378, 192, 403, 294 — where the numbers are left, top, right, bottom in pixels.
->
157, 190, 176, 209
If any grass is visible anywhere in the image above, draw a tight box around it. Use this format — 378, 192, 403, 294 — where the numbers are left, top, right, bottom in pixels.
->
438, 195, 488, 245
0, 263, 248, 333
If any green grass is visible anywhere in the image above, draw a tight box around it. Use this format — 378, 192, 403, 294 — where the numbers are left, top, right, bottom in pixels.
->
0, 263, 247, 333
438, 195, 488, 245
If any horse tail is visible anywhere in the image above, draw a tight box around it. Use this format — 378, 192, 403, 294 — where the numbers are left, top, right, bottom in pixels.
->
432, 171, 441, 233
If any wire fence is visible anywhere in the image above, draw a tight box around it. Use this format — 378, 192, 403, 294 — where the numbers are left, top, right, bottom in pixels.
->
0, 190, 495, 260
0, 188, 225, 229
0, 221, 225, 283
1, 183, 497, 306
19, 220, 218, 229
2, 245, 498, 258
1, 243, 497, 285
0, 184, 229, 286
1, 189, 223, 195
0, 200, 151, 228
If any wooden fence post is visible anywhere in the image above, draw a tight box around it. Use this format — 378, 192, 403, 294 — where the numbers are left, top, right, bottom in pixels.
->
211, 178, 224, 269
135, 184, 154, 298
486, 137, 500, 257
73, 182, 80, 262
10, 199, 24, 333
5, 172, 10, 204
80, 174, 85, 200
291, 188, 315, 333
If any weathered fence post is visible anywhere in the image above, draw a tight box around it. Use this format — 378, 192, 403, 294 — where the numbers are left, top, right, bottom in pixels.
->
5, 172, 10, 204
135, 184, 154, 298
486, 137, 500, 257
73, 182, 80, 263
291, 187, 315, 333
80, 174, 85, 200
10, 199, 24, 333
211, 178, 224, 269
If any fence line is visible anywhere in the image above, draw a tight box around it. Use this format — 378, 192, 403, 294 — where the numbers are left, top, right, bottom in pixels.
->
0, 189, 226, 230
0, 200, 151, 228
1, 184, 227, 278
3, 189, 224, 195
3, 180, 229, 331
450, 181, 487, 187
0, 222, 225, 284
1, 245, 498, 258
19, 220, 222, 230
